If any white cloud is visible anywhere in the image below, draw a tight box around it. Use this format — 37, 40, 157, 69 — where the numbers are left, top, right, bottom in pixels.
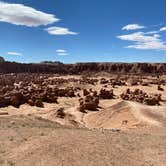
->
7, 52, 22, 56
160, 27, 166, 31
56, 49, 67, 53
56, 49, 69, 55
0, 1, 59, 27
57, 53, 69, 56
117, 32, 166, 50
126, 41, 166, 50
117, 32, 159, 42
45, 26, 78, 35
122, 24, 145, 30
145, 31, 159, 34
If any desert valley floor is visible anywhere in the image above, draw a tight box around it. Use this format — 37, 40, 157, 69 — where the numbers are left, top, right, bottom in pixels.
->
0, 73, 166, 166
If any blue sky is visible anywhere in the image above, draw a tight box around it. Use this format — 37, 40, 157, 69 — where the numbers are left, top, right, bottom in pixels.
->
0, 0, 166, 63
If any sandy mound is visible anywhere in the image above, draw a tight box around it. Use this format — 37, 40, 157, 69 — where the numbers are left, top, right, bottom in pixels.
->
41, 106, 84, 127
84, 101, 166, 130
1, 99, 166, 130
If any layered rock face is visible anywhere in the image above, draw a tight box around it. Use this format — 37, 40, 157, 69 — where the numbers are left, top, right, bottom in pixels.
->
0, 62, 165, 74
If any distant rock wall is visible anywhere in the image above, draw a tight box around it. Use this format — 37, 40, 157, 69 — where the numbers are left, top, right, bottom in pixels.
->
0, 56, 5, 63
0, 62, 165, 74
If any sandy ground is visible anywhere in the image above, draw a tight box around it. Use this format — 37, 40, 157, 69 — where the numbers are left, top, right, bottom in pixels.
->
0, 115, 165, 166
0, 75, 166, 165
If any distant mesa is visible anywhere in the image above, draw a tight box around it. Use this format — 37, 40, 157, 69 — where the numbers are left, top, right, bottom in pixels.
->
0, 59, 165, 74
40, 61, 63, 65
0, 56, 5, 63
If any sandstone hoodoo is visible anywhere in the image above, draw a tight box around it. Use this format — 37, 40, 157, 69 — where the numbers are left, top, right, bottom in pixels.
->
79, 94, 99, 112
99, 89, 114, 99
120, 88, 162, 106
83, 89, 90, 96
9, 92, 26, 108
0, 73, 165, 108
0, 74, 74, 108
100, 78, 109, 84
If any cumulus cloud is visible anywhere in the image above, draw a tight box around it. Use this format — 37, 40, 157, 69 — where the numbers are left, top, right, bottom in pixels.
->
0, 1, 59, 27
122, 24, 145, 30
160, 27, 166, 31
45, 26, 78, 35
7, 52, 22, 56
117, 32, 166, 50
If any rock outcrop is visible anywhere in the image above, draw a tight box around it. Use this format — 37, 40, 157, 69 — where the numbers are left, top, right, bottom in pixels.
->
120, 88, 162, 105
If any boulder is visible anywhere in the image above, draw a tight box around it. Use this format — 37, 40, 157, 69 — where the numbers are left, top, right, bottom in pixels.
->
83, 89, 90, 96
0, 96, 10, 108
35, 99, 44, 108
56, 108, 66, 118
158, 85, 164, 91
99, 89, 114, 99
